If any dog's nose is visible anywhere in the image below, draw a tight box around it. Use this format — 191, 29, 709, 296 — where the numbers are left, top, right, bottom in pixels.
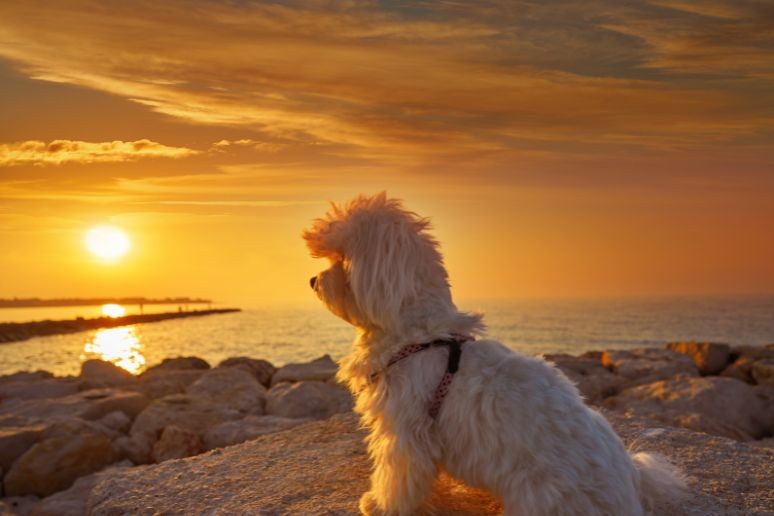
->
309, 276, 317, 290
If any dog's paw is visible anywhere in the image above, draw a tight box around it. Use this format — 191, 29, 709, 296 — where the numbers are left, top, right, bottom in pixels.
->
359, 491, 385, 516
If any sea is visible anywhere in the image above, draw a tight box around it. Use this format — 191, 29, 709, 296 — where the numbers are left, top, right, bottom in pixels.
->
0, 296, 773, 377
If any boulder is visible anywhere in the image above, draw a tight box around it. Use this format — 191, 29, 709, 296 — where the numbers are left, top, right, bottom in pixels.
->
542, 353, 622, 402
186, 367, 266, 414
266, 381, 352, 420
79, 359, 134, 387
0, 379, 79, 401
203, 415, 312, 450
97, 411, 131, 434
87, 412, 774, 515
78, 389, 150, 421
88, 414, 374, 515
218, 357, 276, 387
604, 376, 774, 441
132, 369, 205, 399
0, 426, 44, 473
129, 394, 243, 445
271, 355, 338, 386
751, 359, 774, 387
140, 357, 210, 377
27, 461, 131, 516
721, 346, 774, 384
666, 342, 730, 375
151, 425, 203, 463
0, 496, 39, 516
601, 348, 698, 388
720, 355, 757, 384
41, 418, 118, 441
0, 393, 92, 423
112, 433, 152, 465
4, 433, 119, 497
0, 371, 53, 384
0, 389, 148, 425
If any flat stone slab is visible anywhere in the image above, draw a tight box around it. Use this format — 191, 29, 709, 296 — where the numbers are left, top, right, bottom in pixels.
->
87, 412, 774, 515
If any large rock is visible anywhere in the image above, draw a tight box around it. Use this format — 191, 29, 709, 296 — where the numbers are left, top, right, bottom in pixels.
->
0, 389, 148, 424
666, 342, 731, 375
721, 345, 774, 384
0, 371, 52, 384
27, 461, 132, 516
0, 379, 79, 401
129, 394, 243, 445
266, 381, 352, 420
112, 433, 152, 465
41, 418, 118, 441
4, 433, 119, 497
604, 376, 774, 441
601, 348, 698, 388
203, 415, 311, 450
140, 357, 210, 377
186, 367, 266, 414
271, 355, 338, 386
87, 412, 774, 515
79, 359, 134, 387
542, 353, 622, 402
218, 357, 276, 387
96, 411, 131, 434
720, 355, 757, 384
0, 426, 44, 473
132, 369, 205, 399
78, 389, 150, 421
0, 496, 39, 515
751, 359, 774, 387
151, 425, 203, 463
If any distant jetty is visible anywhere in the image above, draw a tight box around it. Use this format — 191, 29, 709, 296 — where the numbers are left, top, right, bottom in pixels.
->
0, 297, 212, 308
0, 308, 240, 344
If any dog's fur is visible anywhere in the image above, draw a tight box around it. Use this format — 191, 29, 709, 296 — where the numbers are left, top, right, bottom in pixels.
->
304, 193, 685, 516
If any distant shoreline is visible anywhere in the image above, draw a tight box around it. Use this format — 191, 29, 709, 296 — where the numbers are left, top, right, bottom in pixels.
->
0, 308, 241, 344
0, 297, 212, 308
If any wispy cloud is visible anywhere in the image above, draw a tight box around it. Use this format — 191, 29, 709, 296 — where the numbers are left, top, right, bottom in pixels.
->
0, 139, 199, 166
0, 0, 770, 167
210, 139, 285, 153
603, 0, 774, 77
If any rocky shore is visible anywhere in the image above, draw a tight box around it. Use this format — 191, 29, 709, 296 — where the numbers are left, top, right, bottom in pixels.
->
1, 341, 772, 515
0, 309, 241, 344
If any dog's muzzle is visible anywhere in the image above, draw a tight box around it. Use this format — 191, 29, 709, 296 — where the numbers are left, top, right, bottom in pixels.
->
309, 276, 317, 289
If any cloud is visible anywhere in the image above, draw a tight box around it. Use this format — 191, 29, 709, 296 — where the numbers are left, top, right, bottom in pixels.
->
603, 0, 774, 77
0, 0, 770, 167
210, 139, 285, 153
0, 139, 199, 166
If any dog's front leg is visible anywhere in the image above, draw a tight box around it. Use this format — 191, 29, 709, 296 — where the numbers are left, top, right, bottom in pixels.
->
360, 432, 437, 516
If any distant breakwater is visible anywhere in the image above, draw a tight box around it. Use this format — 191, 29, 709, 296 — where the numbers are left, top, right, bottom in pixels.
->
0, 309, 241, 344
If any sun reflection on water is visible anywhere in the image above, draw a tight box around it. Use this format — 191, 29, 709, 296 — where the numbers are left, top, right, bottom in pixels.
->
82, 326, 145, 374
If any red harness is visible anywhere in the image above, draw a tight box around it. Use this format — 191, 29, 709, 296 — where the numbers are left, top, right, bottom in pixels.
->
370, 334, 473, 419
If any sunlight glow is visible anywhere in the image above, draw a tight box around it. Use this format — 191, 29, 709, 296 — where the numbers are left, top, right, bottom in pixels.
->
101, 303, 126, 318
85, 225, 131, 261
82, 326, 145, 374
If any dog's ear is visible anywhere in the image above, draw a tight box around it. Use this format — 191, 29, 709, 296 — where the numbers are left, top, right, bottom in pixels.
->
302, 202, 348, 261
346, 210, 437, 331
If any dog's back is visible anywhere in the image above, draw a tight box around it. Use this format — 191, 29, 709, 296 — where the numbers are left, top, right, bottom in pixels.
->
436, 339, 684, 515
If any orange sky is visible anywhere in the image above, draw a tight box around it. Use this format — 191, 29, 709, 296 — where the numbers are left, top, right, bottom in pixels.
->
0, 1, 773, 308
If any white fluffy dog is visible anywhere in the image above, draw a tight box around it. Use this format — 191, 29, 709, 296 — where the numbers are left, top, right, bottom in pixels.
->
304, 193, 685, 516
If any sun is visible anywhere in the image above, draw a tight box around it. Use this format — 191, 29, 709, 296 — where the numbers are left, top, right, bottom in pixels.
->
101, 303, 126, 318
85, 225, 131, 261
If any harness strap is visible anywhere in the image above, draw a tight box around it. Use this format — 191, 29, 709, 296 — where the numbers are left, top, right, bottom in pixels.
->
428, 338, 464, 418
371, 334, 472, 419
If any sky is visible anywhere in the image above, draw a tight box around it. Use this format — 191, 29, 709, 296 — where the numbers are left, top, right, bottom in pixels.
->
0, 0, 773, 308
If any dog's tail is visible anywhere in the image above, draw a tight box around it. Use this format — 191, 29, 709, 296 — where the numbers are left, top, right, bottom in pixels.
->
631, 451, 688, 510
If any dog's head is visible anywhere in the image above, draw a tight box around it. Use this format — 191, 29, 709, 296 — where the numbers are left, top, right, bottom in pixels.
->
303, 192, 455, 333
